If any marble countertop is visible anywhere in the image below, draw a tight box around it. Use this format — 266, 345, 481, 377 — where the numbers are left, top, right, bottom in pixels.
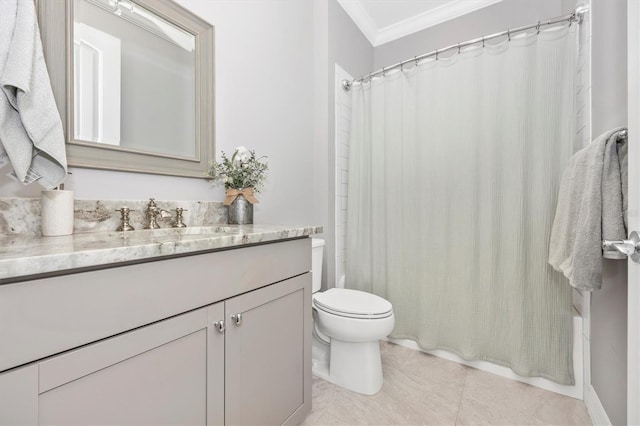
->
0, 224, 322, 283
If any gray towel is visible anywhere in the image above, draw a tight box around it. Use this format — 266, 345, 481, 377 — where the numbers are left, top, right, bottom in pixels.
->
549, 127, 628, 291
0, 0, 67, 189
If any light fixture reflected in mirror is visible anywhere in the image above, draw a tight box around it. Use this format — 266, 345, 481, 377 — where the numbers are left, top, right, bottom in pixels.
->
84, 0, 194, 52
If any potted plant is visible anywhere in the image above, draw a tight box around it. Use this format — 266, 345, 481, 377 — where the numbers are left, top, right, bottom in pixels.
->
206, 146, 268, 224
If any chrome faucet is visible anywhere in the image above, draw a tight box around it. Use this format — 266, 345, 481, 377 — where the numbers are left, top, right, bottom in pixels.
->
145, 198, 172, 229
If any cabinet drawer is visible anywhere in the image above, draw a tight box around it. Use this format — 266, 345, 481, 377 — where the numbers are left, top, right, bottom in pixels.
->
38, 307, 209, 393
0, 238, 311, 372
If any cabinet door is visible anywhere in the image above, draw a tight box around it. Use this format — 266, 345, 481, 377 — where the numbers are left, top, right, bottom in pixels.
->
37, 304, 222, 426
225, 273, 311, 426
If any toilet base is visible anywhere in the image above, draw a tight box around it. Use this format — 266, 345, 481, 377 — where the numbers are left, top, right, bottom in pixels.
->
311, 334, 330, 379
311, 334, 384, 395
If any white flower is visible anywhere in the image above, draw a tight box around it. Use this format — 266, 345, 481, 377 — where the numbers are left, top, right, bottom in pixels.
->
232, 146, 251, 165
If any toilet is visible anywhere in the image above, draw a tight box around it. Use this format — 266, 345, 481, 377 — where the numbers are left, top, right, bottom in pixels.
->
311, 239, 395, 395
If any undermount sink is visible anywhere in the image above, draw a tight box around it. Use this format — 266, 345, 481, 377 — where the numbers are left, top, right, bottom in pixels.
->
112, 226, 242, 242
146, 226, 239, 237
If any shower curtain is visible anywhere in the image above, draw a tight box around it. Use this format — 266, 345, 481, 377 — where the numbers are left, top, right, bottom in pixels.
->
346, 25, 577, 384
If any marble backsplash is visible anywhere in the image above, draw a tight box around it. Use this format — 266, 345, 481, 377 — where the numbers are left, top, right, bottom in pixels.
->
0, 197, 227, 237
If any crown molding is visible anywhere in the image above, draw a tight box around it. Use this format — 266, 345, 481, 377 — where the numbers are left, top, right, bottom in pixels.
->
335, 0, 379, 45
337, 0, 503, 47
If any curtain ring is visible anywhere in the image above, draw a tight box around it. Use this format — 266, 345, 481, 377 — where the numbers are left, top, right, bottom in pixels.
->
536, 21, 541, 34
482, 36, 485, 48
382, 67, 386, 77
415, 55, 419, 65
457, 43, 461, 54
435, 50, 438, 61
507, 29, 511, 41
400, 62, 404, 71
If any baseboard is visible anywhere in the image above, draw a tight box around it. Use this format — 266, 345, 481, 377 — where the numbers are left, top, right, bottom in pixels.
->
584, 384, 612, 425
387, 308, 584, 400
388, 335, 583, 400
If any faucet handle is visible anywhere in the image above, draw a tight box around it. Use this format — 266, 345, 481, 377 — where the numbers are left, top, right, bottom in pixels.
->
145, 198, 164, 229
115, 207, 135, 231
173, 207, 188, 228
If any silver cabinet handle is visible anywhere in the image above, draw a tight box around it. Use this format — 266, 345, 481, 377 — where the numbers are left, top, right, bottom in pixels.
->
231, 313, 243, 326
214, 320, 225, 333
603, 231, 640, 263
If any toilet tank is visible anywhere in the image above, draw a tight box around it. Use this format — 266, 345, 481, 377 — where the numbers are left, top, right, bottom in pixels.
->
311, 238, 325, 293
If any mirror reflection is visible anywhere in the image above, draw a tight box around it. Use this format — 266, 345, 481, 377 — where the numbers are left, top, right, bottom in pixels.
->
73, 0, 196, 158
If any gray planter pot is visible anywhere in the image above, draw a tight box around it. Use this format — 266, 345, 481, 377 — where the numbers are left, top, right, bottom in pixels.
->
228, 194, 253, 224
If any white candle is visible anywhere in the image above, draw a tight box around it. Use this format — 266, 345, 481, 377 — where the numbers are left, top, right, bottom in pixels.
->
41, 190, 74, 236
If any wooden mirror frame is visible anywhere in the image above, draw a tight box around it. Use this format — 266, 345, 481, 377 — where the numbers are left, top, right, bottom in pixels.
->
37, 0, 215, 178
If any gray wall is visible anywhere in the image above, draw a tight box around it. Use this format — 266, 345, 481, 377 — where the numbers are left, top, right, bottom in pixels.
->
373, 0, 561, 69
2, 0, 316, 229
315, 0, 373, 289
590, 0, 628, 424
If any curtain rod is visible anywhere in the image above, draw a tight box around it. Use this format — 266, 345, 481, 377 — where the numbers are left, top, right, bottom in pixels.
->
342, 6, 588, 91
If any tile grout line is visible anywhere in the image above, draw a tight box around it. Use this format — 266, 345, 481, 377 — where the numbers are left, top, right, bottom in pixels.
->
454, 368, 469, 426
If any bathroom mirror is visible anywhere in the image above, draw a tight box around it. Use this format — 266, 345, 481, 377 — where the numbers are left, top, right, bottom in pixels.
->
37, 0, 214, 178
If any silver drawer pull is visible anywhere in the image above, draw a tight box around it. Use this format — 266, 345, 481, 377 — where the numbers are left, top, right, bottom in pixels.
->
214, 320, 225, 333
231, 313, 243, 326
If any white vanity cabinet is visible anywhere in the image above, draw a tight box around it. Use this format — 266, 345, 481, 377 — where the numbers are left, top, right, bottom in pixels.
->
0, 238, 312, 426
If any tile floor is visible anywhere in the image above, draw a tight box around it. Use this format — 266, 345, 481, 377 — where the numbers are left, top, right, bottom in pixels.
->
302, 341, 591, 426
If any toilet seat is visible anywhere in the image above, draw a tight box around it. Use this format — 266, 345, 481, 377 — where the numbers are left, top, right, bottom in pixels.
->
313, 288, 393, 319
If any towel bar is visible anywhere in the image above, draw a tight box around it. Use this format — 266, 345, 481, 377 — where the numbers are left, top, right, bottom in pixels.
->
618, 129, 628, 140
602, 231, 640, 262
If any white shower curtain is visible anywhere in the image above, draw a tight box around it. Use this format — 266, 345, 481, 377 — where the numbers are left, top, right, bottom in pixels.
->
346, 25, 577, 384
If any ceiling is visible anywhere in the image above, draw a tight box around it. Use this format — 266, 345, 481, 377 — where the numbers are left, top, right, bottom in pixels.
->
336, 0, 503, 46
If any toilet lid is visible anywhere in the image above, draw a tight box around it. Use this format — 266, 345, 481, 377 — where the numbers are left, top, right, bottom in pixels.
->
313, 288, 393, 319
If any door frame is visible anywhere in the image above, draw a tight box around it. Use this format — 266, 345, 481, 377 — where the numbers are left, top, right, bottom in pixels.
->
627, 2, 640, 423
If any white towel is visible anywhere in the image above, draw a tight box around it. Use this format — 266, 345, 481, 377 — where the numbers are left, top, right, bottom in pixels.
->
548, 127, 628, 291
0, 0, 67, 189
